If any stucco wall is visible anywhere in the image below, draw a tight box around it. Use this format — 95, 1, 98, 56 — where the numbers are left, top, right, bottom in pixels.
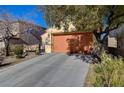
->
41, 24, 76, 53
0, 41, 5, 49
41, 28, 64, 53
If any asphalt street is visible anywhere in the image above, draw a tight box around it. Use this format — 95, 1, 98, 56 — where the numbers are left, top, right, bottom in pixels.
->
0, 53, 89, 87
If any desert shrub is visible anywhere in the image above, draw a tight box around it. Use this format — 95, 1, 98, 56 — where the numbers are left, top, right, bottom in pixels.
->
13, 45, 24, 58
94, 51, 124, 87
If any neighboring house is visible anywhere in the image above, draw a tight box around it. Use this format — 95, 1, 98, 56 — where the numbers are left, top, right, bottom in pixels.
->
0, 20, 46, 52
0, 35, 5, 49
0, 40, 5, 49
109, 24, 124, 57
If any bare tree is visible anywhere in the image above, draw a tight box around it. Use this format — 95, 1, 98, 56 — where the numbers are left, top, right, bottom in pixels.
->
0, 11, 44, 56
0, 13, 17, 56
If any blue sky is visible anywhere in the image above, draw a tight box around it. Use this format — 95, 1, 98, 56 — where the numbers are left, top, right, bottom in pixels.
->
0, 5, 48, 28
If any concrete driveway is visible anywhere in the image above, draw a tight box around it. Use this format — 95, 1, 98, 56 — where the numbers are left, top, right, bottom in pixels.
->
0, 53, 89, 87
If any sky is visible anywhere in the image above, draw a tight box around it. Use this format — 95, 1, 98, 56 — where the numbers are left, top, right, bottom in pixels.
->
0, 5, 48, 28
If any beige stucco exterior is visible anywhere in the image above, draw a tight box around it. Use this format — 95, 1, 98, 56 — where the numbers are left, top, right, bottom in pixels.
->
23, 44, 39, 52
41, 22, 76, 53
41, 27, 64, 53
0, 41, 5, 49
44, 45, 51, 53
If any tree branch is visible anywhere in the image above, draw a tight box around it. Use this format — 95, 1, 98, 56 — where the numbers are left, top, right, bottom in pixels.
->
108, 21, 124, 31
110, 12, 124, 22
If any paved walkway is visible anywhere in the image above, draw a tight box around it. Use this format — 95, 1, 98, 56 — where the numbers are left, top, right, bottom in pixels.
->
0, 53, 89, 87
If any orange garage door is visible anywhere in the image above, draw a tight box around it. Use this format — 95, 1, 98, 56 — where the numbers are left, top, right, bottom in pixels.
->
52, 32, 93, 54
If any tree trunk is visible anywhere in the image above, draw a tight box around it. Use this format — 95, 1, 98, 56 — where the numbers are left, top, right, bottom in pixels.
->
5, 44, 9, 56
4, 39, 10, 56
38, 42, 41, 54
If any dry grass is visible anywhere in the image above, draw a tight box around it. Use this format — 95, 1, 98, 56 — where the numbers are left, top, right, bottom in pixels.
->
84, 64, 96, 87
0, 52, 38, 69
84, 52, 124, 87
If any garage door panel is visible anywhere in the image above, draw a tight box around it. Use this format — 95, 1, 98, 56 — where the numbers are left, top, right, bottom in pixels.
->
52, 35, 68, 53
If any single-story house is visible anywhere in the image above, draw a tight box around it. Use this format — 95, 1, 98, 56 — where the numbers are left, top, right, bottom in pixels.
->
0, 20, 46, 52
41, 23, 76, 53
41, 28, 93, 54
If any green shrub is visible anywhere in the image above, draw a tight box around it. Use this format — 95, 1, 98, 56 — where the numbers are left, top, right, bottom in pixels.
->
0, 48, 5, 56
94, 51, 124, 87
35, 47, 40, 55
94, 76, 104, 87
13, 45, 24, 58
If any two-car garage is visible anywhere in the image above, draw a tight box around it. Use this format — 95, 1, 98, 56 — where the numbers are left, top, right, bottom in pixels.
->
51, 32, 93, 54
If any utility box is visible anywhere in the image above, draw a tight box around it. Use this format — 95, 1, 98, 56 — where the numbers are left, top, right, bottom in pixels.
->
108, 36, 117, 48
